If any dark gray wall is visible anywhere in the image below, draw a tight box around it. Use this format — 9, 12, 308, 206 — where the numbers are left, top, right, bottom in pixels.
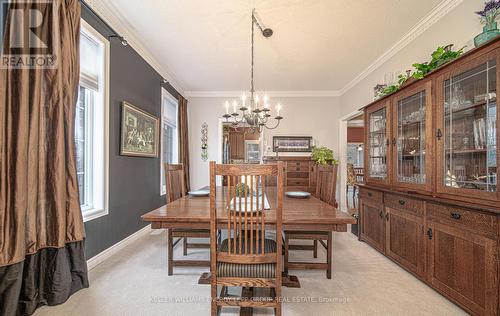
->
81, 7, 179, 259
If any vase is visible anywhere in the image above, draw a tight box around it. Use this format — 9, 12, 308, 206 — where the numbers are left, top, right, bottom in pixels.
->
474, 22, 500, 47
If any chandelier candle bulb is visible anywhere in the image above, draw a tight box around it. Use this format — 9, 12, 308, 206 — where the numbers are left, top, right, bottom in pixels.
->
277, 103, 281, 116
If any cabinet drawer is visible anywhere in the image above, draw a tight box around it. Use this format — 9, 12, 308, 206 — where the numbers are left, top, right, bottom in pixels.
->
288, 166, 310, 172
287, 161, 310, 168
359, 188, 383, 204
287, 172, 309, 179
385, 194, 424, 217
427, 203, 498, 239
287, 178, 309, 187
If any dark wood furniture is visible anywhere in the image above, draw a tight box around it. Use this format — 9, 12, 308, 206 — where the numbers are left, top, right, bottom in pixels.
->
141, 185, 355, 279
359, 38, 500, 316
284, 164, 338, 279
209, 162, 284, 315
165, 163, 210, 275
263, 156, 318, 194
227, 127, 259, 161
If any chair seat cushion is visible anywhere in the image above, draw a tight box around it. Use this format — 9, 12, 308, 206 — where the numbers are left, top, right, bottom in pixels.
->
217, 238, 277, 278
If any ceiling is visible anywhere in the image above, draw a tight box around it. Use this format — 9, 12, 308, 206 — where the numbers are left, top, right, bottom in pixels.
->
103, 0, 445, 93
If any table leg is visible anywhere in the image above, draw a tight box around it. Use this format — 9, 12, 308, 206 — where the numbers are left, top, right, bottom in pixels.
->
327, 231, 332, 279
168, 229, 173, 276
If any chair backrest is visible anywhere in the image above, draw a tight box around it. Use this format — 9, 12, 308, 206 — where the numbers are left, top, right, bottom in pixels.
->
315, 163, 338, 207
346, 163, 356, 186
209, 162, 284, 265
165, 163, 185, 203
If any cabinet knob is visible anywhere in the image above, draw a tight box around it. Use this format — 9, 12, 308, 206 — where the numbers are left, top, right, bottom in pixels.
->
398, 200, 405, 206
367, 192, 373, 197
379, 211, 383, 218
385, 212, 389, 221
436, 128, 443, 140
450, 212, 461, 220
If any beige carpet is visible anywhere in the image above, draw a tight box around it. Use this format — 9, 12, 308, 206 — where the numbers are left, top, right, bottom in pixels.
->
34, 228, 465, 316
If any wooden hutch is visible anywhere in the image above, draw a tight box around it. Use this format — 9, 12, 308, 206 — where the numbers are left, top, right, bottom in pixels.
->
262, 156, 318, 193
359, 38, 500, 316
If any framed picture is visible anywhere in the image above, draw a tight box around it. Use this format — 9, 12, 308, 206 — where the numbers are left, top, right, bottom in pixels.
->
120, 101, 159, 157
273, 136, 313, 152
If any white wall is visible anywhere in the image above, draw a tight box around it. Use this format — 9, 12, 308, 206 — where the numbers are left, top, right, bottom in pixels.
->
339, 0, 483, 116
188, 96, 340, 189
187, 0, 487, 207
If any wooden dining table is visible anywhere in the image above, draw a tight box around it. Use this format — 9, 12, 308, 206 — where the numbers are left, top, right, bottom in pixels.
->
141, 186, 356, 286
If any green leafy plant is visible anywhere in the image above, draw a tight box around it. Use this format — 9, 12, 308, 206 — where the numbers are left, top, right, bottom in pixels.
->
235, 183, 250, 197
311, 146, 338, 165
412, 44, 465, 80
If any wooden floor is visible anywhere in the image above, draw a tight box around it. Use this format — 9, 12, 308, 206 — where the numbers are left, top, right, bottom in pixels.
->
34, 227, 466, 316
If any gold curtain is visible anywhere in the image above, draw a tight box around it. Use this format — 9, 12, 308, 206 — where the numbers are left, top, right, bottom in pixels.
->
178, 95, 190, 192
0, 1, 88, 314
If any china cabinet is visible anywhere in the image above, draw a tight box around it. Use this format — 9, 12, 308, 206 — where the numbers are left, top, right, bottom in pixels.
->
360, 38, 500, 316
392, 81, 433, 192
365, 99, 391, 186
436, 51, 499, 202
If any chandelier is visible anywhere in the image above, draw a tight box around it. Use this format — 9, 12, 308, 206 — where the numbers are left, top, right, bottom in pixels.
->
222, 9, 283, 133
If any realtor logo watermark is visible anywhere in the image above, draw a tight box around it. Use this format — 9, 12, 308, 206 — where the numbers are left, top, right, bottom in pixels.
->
0, 0, 58, 69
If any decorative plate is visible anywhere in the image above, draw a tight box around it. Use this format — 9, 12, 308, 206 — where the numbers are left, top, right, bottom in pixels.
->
286, 191, 311, 198
188, 189, 210, 197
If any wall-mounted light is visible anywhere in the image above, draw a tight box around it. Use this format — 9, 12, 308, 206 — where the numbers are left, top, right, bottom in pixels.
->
357, 144, 363, 151
109, 35, 128, 46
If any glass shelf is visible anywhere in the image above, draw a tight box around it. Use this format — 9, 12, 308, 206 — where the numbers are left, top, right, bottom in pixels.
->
443, 59, 497, 192
397, 91, 426, 185
368, 108, 387, 179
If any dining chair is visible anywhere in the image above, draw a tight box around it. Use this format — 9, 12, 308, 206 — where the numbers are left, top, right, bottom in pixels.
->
346, 163, 358, 209
209, 162, 284, 316
165, 163, 210, 275
284, 163, 338, 279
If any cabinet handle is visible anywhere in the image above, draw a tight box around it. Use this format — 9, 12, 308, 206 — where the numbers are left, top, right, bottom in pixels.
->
385, 212, 389, 221
296, 167, 300, 171
450, 212, 461, 220
436, 128, 443, 140
398, 200, 405, 206
367, 192, 373, 197
379, 211, 383, 218
427, 228, 433, 240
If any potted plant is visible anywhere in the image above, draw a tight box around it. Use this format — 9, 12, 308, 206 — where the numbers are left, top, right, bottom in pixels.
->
474, 0, 500, 47
311, 146, 338, 165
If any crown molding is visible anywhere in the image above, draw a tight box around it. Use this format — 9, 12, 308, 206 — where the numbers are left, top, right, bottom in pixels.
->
338, 0, 464, 96
83, 0, 185, 94
184, 90, 341, 98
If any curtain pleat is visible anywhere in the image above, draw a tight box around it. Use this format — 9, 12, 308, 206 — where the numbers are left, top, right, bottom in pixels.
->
0, 1, 89, 315
178, 96, 190, 192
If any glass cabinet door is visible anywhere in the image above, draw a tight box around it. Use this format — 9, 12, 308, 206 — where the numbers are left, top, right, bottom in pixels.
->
394, 84, 430, 190
367, 104, 389, 183
440, 58, 497, 196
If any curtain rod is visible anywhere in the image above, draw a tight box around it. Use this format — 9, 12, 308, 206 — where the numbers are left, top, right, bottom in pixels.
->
80, 0, 119, 37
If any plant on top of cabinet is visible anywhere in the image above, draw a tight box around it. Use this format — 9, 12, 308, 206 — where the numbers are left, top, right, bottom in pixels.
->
311, 146, 337, 165
411, 44, 465, 79
474, 0, 500, 47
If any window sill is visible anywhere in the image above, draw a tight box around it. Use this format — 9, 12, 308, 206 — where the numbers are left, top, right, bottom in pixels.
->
83, 207, 108, 222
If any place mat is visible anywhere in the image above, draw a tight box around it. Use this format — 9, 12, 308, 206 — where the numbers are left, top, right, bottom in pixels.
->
229, 194, 270, 211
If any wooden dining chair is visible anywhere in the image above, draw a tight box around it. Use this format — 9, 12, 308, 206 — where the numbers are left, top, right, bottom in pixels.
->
165, 163, 210, 275
210, 162, 284, 316
284, 163, 338, 279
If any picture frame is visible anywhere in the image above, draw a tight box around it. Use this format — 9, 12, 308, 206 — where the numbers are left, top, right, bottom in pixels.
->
120, 101, 159, 157
272, 136, 313, 152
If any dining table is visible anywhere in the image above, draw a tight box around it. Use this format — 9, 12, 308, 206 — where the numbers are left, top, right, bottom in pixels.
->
141, 186, 356, 287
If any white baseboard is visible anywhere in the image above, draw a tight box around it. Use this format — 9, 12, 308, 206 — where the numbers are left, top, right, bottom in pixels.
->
86, 224, 152, 270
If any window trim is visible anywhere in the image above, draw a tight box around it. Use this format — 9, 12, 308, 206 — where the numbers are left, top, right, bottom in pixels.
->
80, 19, 110, 222
160, 88, 179, 196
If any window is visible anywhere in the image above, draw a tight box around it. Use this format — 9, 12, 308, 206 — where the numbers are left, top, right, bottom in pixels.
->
76, 20, 109, 222
160, 88, 179, 195
346, 143, 364, 167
